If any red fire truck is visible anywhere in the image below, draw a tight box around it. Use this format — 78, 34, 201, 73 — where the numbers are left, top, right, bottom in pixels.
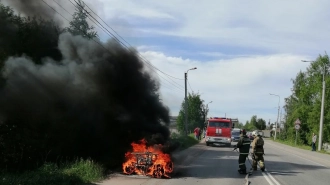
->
205, 117, 236, 147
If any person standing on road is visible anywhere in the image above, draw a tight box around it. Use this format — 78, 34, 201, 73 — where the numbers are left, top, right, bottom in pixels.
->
194, 127, 200, 140
198, 128, 202, 140
251, 131, 265, 171
236, 129, 251, 174
312, 133, 317, 151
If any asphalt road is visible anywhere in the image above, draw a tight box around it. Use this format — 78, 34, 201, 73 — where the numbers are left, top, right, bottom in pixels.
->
98, 139, 330, 185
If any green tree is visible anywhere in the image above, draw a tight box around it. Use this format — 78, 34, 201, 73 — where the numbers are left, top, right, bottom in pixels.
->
66, 0, 98, 39
256, 118, 266, 130
176, 92, 205, 134
284, 54, 330, 145
201, 102, 210, 128
250, 115, 257, 128
236, 122, 244, 129
244, 120, 256, 131
0, 3, 63, 66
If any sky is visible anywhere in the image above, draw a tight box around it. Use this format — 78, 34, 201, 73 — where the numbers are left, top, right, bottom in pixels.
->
6, 0, 330, 124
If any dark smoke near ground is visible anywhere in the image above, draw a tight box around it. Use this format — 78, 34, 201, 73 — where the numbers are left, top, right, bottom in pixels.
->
0, 1, 171, 171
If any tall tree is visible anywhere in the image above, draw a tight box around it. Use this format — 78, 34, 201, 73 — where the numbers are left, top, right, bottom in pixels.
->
284, 54, 330, 145
201, 103, 209, 127
0, 3, 63, 66
244, 120, 256, 131
250, 115, 258, 128
236, 122, 244, 129
66, 0, 98, 39
256, 118, 266, 130
244, 116, 267, 130
176, 92, 205, 134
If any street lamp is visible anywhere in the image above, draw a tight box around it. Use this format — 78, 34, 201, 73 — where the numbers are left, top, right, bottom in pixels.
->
206, 101, 213, 107
185, 67, 197, 135
270, 93, 280, 140
302, 60, 327, 151
279, 107, 283, 134
203, 101, 212, 128
205, 101, 212, 118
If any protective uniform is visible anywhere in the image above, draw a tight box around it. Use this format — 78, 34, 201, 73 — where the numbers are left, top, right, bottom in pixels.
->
236, 129, 251, 174
251, 131, 265, 171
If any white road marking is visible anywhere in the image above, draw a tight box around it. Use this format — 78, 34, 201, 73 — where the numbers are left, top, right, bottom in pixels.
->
261, 171, 275, 185
264, 168, 281, 185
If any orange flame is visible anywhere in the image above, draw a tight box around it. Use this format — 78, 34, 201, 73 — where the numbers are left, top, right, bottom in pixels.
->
122, 139, 174, 178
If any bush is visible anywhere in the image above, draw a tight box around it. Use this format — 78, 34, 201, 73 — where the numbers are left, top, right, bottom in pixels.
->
0, 159, 105, 185
168, 133, 199, 151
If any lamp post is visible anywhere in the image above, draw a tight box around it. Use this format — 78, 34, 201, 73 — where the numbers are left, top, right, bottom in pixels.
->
302, 60, 327, 151
279, 107, 283, 134
270, 93, 280, 140
185, 67, 197, 135
205, 101, 212, 119
206, 101, 213, 109
203, 101, 212, 128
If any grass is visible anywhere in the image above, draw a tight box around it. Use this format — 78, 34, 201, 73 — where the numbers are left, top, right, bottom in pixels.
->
169, 132, 199, 151
0, 158, 105, 185
0, 134, 200, 185
271, 137, 330, 155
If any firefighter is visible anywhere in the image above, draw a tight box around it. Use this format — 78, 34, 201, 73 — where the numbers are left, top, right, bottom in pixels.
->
235, 129, 251, 174
251, 131, 265, 171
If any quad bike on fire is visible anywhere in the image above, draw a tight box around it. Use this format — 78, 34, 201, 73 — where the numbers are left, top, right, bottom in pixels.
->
123, 151, 174, 178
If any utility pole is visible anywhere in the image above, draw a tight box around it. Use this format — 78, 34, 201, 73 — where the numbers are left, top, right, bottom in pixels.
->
184, 67, 197, 136
275, 105, 280, 140
184, 72, 188, 136
302, 60, 327, 151
270, 93, 280, 140
318, 67, 325, 151
279, 107, 282, 135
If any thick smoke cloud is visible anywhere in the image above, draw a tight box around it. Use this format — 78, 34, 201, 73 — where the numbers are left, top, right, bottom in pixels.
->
0, 1, 171, 170
0, 1, 63, 65
0, 33, 171, 169
4, 0, 56, 20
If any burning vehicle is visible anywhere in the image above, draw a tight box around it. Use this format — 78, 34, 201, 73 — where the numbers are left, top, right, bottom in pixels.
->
122, 139, 174, 178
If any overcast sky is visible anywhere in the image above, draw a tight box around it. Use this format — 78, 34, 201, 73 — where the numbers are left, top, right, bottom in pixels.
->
8, 0, 330, 124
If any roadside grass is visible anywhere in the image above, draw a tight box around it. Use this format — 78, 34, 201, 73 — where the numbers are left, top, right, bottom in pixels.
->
169, 132, 199, 151
271, 137, 330, 155
0, 158, 105, 185
1, 134, 200, 185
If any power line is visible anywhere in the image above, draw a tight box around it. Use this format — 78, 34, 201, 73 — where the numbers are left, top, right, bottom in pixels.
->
49, 0, 184, 91
187, 79, 194, 92
73, 0, 184, 81
81, 1, 185, 82
68, 0, 185, 90
43, 0, 127, 63
53, 0, 110, 38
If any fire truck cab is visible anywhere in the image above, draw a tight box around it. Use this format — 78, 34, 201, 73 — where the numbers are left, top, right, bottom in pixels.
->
205, 117, 235, 147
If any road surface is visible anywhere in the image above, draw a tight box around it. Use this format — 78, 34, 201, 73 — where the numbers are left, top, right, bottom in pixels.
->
98, 139, 330, 185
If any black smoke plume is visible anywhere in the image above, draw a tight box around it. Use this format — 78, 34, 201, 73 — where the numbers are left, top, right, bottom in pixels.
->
0, 1, 171, 171
4, 0, 57, 20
